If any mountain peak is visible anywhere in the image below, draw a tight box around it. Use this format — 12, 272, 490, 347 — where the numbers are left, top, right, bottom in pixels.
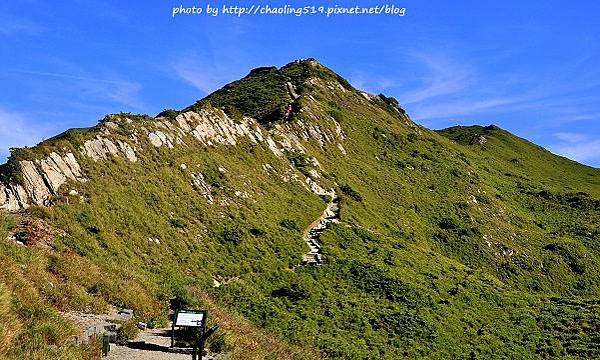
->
2, 60, 600, 359
182, 58, 354, 124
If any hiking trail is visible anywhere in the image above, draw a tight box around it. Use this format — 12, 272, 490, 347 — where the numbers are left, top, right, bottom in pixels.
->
302, 192, 340, 265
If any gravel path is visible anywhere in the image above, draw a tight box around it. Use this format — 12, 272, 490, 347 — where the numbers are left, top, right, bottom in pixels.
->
105, 325, 205, 360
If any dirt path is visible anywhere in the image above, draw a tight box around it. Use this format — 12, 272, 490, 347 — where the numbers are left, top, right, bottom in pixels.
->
105, 324, 203, 360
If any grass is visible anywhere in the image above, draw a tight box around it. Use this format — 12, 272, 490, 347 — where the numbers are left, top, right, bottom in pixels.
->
193, 290, 321, 360
0, 59, 599, 359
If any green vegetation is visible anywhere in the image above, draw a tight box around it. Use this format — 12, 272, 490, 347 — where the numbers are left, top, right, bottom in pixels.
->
115, 320, 139, 345
156, 109, 180, 118
187, 59, 351, 125
190, 66, 291, 124
339, 184, 363, 202
0, 59, 599, 359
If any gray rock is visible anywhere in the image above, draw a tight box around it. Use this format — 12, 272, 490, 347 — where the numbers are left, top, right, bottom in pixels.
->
104, 121, 119, 129
175, 115, 192, 132
0, 185, 6, 205
20, 160, 52, 206
148, 130, 176, 148
103, 139, 120, 156
64, 153, 83, 177
83, 138, 106, 161
84, 138, 108, 161
83, 137, 119, 161
286, 81, 300, 100
117, 141, 138, 162
148, 132, 163, 147
38, 157, 67, 194
119, 309, 134, 320
49, 152, 78, 180
13, 184, 29, 209
191, 173, 213, 203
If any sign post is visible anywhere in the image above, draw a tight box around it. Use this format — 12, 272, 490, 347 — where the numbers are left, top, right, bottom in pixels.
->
192, 325, 219, 360
171, 309, 219, 359
171, 309, 208, 348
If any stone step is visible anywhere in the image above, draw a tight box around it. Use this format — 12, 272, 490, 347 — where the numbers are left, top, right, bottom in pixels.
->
301, 191, 340, 266
303, 254, 319, 265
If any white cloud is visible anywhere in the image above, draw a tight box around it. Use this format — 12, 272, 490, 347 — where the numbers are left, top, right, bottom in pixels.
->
14, 69, 144, 110
0, 16, 43, 37
349, 73, 396, 94
385, 51, 600, 138
548, 132, 600, 165
554, 132, 589, 143
79, 76, 143, 109
551, 140, 600, 164
409, 96, 531, 121
0, 108, 53, 161
399, 53, 471, 105
172, 57, 241, 95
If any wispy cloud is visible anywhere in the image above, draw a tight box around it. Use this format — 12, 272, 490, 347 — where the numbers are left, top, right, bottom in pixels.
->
349, 73, 397, 94
549, 132, 600, 165
0, 16, 43, 37
0, 64, 146, 160
0, 108, 56, 161
11, 69, 144, 109
172, 56, 242, 95
399, 53, 471, 105
409, 96, 532, 122
390, 51, 600, 129
554, 132, 589, 143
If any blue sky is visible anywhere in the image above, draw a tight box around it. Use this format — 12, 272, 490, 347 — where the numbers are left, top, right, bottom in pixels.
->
1, 1, 599, 167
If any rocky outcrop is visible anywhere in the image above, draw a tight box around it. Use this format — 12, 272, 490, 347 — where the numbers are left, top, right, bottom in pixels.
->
117, 141, 138, 162
191, 173, 213, 204
37, 152, 83, 194
305, 177, 329, 197
0, 184, 28, 211
180, 109, 263, 146
1, 94, 349, 211
83, 137, 122, 161
287, 81, 300, 100
0, 152, 84, 209
20, 160, 53, 206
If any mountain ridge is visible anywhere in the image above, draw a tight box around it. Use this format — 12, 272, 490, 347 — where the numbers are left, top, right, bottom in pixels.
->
1, 59, 600, 359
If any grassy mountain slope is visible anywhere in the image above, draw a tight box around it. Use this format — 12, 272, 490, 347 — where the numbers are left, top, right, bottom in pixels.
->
1, 59, 599, 359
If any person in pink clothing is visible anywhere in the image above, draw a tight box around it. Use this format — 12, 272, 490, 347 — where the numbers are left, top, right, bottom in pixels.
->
284, 104, 293, 119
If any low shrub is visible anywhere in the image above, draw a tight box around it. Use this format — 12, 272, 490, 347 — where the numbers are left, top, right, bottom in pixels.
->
116, 320, 139, 345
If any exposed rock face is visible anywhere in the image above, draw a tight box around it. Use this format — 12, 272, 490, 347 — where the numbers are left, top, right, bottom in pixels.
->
117, 141, 138, 162
0, 93, 348, 211
83, 137, 121, 161
20, 161, 53, 206
64, 153, 83, 177
287, 81, 300, 100
270, 93, 347, 155
38, 158, 66, 194
1, 152, 84, 209
35, 152, 84, 196
305, 177, 329, 197
181, 109, 262, 146
191, 173, 213, 204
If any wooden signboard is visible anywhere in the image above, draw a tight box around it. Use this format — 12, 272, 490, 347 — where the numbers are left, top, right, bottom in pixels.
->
171, 309, 208, 348
175, 310, 207, 327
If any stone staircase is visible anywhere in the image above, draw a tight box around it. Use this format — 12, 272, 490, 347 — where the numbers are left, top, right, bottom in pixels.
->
302, 194, 340, 265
